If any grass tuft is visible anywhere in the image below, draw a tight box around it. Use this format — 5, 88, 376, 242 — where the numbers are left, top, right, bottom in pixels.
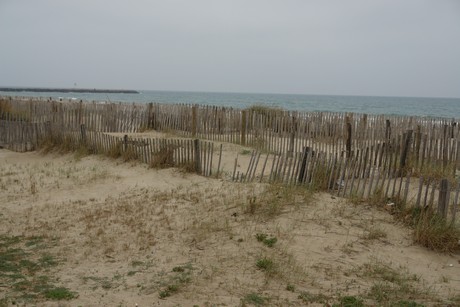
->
44, 287, 77, 300
243, 293, 267, 306
332, 295, 364, 307
255, 233, 277, 247
298, 291, 331, 304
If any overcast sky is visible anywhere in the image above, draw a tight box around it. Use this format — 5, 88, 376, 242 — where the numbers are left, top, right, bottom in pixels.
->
0, 0, 459, 97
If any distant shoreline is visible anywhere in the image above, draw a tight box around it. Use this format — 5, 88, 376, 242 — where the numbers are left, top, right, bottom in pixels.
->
0, 87, 139, 94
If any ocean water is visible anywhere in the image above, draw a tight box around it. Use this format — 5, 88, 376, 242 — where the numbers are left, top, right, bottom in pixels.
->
1, 90, 459, 119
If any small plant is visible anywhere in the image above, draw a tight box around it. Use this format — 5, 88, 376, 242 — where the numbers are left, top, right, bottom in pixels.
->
286, 284, 295, 292
332, 295, 364, 307
159, 284, 179, 299
255, 233, 277, 247
361, 227, 387, 241
150, 146, 175, 169
298, 291, 330, 304
256, 233, 267, 242
44, 287, 77, 300
263, 237, 277, 247
411, 208, 460, 253
158, 264, 193, 299
243, 293, 267, 306
39, 254, 57, 267
358, 260, 429, 304
256, 257, 274, 272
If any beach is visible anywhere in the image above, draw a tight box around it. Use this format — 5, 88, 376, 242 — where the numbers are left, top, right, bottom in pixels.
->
1, 145, 460, 306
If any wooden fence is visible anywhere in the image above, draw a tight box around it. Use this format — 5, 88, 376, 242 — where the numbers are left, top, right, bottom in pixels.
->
232, 143, 459, 224
1, 96, 459, 223
2, 96, 459, 158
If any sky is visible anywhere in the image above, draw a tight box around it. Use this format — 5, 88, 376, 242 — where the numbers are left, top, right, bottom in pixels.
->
0, 0, 459, 98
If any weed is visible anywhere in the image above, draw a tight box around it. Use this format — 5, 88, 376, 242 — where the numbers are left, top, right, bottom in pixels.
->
361, 227, 387, 241
255, 233, 267, 242
360, 260, 419, 284
172, 266, 185, 272
107, 143, 123, 158
255, 233, 277, 247
286, 284, 295, 292
44, 287, 77, 300
25, 236, 44, 247
332, 295, 364, 307
159, 284, 179, 299
157, 263, 193, 298
39, 254, 57, 267
121, 147, 139, 162
244, 185, 313, 218
256, 257, 275, 272
243, 293, 267, 306
262, 237, 277, 247
298, 291, 331, 304
410, 208, 460, 253
150, 146, 175, 168
355, 259, 429, 304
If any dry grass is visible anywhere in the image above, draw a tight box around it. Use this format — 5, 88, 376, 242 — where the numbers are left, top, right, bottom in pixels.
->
149, 145, 175, 169
409, 208, 460, 253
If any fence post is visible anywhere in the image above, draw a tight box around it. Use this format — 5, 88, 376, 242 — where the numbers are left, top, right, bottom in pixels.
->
415, 125, 421, 166
297, 147, 310, 183
399, 129, 413, 177
123, 134, 128, 152
437, 178, 449, 219
385, 119, 391, 140
288, 115, 297, 157
45, 121, 52, 139
192, 105, 197, 137
194, 138, 201, 174
346, 122, 352, 158
80, 124, 87, 145
443, 124, 448, 170
241, 110, 247, 145
147, 102, 154, 129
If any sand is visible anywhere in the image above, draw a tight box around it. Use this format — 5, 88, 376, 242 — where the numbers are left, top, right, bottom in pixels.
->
1, 148, 459, 306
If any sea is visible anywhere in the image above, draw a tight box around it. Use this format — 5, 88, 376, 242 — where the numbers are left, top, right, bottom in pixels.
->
1, 90, 459, 119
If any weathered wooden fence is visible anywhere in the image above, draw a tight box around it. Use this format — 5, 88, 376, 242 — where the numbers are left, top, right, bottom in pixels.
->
1, 96, 459, 223
232, 143, 459, 224
2, 96, 459, 161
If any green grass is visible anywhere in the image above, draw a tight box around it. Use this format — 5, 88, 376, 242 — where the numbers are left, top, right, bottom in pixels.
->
243, 293, 267, 306
159, 284, 179, 299
353, 259, 430, 305
256, 257, 274, 272
44, 287, 77, 300
255, 233, 277, 247
158, 263, 193, 299
0, 235, 77, 302
332, 296, 364, 307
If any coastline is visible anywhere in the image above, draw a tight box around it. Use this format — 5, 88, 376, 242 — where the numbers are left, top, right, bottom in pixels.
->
0, 87, 139, 94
